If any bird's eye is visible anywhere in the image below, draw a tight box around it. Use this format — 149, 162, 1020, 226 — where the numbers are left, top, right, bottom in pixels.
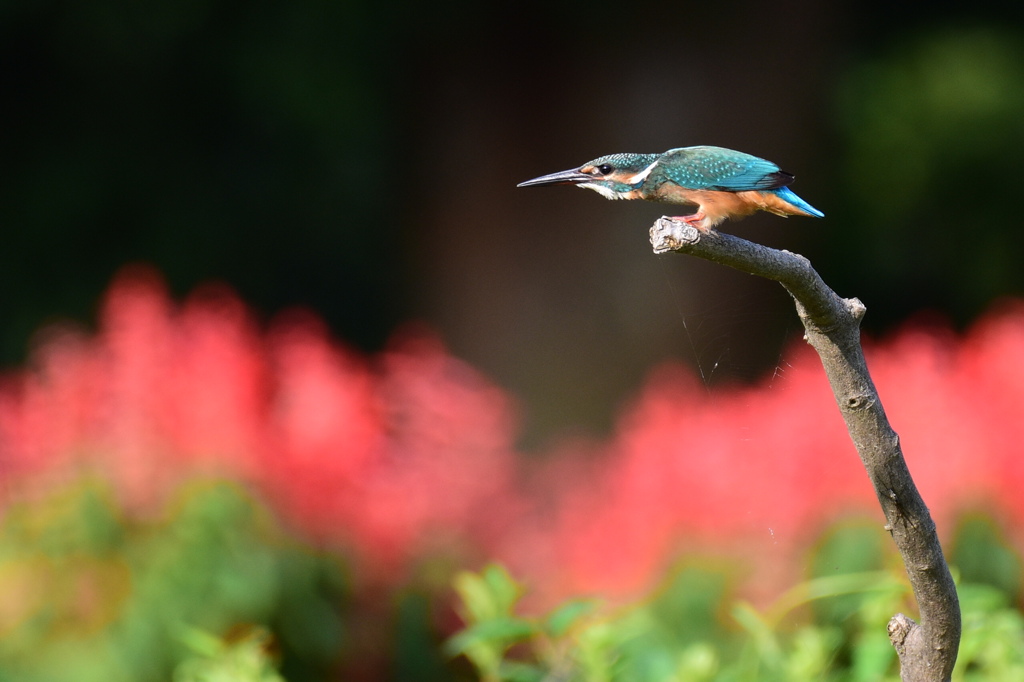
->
596, 164, 613, 175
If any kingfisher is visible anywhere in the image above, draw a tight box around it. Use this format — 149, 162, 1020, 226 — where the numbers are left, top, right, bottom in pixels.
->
517, 146, 823, 230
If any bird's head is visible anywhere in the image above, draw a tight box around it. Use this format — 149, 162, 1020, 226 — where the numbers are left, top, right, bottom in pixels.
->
517, 153, 660, 200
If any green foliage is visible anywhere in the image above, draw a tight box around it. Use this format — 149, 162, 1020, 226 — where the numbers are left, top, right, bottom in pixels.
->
0, 481, 346, 682
174, 626, 285, 682
950, 515, 1022, 602
5, 479, 1024, 682
445, 565, 546, 682
448, 558, 1024, 682
955, 584, 1024, 681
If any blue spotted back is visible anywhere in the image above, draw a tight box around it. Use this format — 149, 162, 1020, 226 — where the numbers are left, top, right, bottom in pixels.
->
652, 146, 794, 192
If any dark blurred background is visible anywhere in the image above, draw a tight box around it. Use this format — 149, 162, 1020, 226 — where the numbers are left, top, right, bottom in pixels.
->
3, 0, 1023, 449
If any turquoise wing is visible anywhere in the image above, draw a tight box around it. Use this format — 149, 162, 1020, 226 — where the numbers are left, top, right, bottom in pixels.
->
654, 146, 794, 191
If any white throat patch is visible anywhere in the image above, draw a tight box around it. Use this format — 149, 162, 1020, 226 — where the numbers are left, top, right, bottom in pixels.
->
578, 182, 625, 200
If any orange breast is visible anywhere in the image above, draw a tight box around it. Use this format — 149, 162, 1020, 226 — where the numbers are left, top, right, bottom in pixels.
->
650, 185, 808, 220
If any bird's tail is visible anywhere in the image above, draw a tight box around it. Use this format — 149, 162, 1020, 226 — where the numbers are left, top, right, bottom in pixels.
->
770, 187, 824, 218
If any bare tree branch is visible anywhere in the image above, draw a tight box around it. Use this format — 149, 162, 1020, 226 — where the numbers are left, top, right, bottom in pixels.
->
649, 218, 961, 682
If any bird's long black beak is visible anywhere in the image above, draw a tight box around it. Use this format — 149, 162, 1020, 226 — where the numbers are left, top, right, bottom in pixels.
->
517, 168, 590, 188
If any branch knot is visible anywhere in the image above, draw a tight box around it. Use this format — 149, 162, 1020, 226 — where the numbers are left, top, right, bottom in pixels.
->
888, 613, 915, 651
846, 297, 867, 321
844, 394, 874, 411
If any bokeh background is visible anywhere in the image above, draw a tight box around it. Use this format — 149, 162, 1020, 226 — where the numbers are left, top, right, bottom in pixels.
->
2, 1, 1024, 680
6, 0, 1023, 447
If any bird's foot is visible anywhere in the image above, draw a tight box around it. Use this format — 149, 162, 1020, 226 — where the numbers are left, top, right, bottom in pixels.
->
670, 211, 707, 231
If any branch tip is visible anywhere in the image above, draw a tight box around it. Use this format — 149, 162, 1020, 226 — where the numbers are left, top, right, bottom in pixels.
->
650, 217, 701, 253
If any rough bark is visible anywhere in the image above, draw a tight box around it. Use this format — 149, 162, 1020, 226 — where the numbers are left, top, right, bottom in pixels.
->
649, 218, 960, 682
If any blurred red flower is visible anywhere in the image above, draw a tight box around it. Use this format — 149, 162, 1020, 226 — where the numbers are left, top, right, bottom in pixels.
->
519, 301, 1024, 598
2, 267, 1023, 598
0, 267, 523, 579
